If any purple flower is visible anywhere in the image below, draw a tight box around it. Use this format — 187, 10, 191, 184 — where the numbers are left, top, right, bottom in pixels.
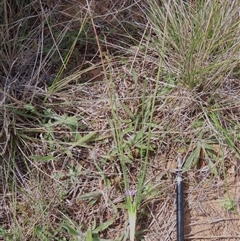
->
125, 189, 137, 196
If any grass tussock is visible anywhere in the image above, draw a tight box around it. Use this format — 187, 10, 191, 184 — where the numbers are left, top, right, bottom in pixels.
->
0, 0, 240, 240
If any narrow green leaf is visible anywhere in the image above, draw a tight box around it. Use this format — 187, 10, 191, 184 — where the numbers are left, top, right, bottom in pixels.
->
133, 129, 145, 143
121, 154, 132, 164
78, 191, 101, 200
63, 224, 80, 236
52, 115, 78, 127
34, 226, 48, 241
131, 68, 138, 86
210, 112, 240, 158
135, 144, 152, 150
73, 132, 83, 142
219, 199, 236, 211
31, 155, 54, 162
25, 103, 36, 112
92, 220, 114, 234
86, 228, 93, 241
122, 123, 134, 135
88, 198, 99, 206
76, 131, 97, 145
202, 148, 218, 176
183, 145, 201, 170
120, 102, 135, 119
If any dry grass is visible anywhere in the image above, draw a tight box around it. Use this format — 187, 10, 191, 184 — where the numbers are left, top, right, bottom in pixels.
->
0, 0, 240, 240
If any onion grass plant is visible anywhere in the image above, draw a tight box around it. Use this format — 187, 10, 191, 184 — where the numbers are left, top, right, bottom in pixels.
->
104, 13, 168, 240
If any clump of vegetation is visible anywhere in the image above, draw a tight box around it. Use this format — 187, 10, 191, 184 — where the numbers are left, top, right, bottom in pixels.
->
0, 0, 240, 240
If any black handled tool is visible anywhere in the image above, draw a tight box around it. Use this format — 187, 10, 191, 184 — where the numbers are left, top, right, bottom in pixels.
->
177, 157, 184, 241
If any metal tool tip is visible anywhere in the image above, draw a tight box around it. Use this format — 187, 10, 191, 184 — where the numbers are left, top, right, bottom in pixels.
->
177, 157, 182, 169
